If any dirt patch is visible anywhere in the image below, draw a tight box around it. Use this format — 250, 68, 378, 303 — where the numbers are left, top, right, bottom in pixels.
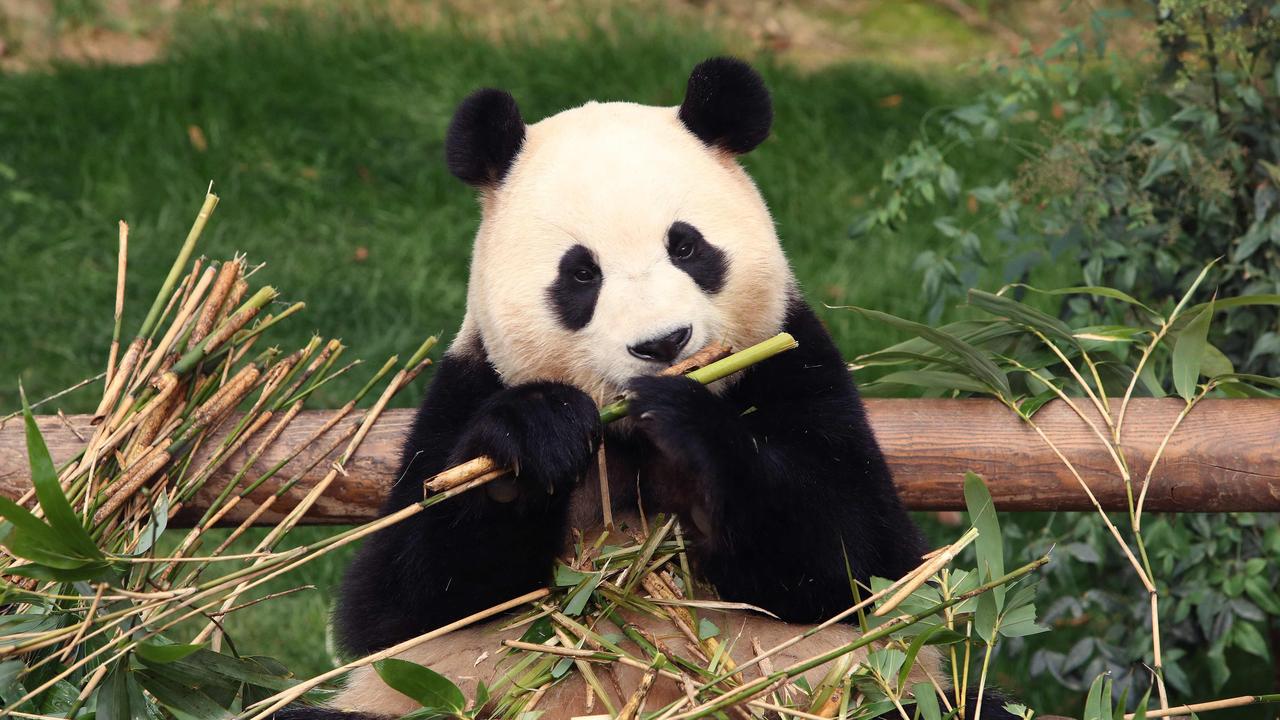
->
0, 0, 1153, 73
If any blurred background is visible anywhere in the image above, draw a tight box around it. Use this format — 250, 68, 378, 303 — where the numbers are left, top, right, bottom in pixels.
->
2, 1, 1277, 717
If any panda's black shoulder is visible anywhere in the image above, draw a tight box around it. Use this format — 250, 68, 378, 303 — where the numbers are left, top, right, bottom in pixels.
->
385, 336, 504, 510
729, 291, 866, 417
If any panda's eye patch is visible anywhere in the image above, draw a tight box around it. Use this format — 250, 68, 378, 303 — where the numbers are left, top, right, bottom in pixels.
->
667, 221, 727, 294
548, 244, 602, 331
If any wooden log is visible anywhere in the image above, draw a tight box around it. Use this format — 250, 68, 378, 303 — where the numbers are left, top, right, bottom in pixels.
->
0, 398, 1276, 525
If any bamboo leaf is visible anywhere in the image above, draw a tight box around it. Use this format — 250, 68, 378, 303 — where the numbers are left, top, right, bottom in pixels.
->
0, 659, 24, 702
4, 560, 115, 582
975, 590, 999, 644
20, 390, 103, 560
898, 625, 943, 687
0, 497, 91, 568
1083, 673, 1107, 720
964, 472, 1005, 609
1016, 390, 1057, 419
857, 320, 1021, 361
968, 289, 1077, 348
837, 306, 1012, 399
1165, 260, 1219, 329
98, 664, 151, 720
374, 658, 465, 713
1181, 293, 1280, 321
564, 571, 602, 616
1201, 342, 1234, 377
851, 350, 971, 372
137, 641, 206, 665
874, 370, 995, 394
136, 670, 233, 720
998, 604, 1049, 638
1210, 373, 1280, 390
1008, 283, 1161, 319
171, 650, 294, 691
1172, 300, 1213, 400
130, 493, 170, 557
912, 682, 942, 720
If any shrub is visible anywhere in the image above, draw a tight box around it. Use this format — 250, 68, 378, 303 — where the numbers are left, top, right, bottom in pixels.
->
855, 0, 1280, 376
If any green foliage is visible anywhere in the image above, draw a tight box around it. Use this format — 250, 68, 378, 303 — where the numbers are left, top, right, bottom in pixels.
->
374, 659, 467, 719
851, 268, 1280, 715
857, 1, 1280, 378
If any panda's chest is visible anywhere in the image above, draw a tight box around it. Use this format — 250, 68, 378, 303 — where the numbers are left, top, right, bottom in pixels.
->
561, 433, 703, 551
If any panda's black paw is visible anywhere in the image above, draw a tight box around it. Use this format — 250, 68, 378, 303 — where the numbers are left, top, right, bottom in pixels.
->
452, 382, 601, 503
626, 375, 740, 479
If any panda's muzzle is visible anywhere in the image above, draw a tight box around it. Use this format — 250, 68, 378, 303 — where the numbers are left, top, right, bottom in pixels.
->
627, 326, 692, 364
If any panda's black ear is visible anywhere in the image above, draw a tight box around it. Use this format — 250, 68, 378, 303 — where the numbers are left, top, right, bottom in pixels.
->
445, 88, 526, 187
678, 57, 773, 155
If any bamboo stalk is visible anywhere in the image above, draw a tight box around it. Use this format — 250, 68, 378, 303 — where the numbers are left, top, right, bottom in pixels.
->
873, 527, 978, 617
105, 222, 129, 386
1124, 694, 1280, 719
92, 446, 171, 524
424, 334, 795, 496
138, 192, 219, 340
190, 259, 242, 348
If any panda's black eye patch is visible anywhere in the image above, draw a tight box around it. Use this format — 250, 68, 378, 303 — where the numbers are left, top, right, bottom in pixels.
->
548, 244, 602, 331
667, 221, 726, 294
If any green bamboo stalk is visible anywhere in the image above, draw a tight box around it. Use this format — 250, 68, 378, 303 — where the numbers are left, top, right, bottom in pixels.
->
139, 192, 219, 340
168, 286, 278, 378
403, 334, 439, 371
599, 332, 797, 423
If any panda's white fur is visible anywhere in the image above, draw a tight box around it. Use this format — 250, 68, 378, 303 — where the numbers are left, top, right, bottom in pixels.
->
458, 100, 789, 400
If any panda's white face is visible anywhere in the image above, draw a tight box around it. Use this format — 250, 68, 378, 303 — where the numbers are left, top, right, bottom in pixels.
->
457, 101, 792, 401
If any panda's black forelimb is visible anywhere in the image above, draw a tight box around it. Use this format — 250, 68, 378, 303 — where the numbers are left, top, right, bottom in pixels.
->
333, 350, 600, 656
628, 297, 928, 623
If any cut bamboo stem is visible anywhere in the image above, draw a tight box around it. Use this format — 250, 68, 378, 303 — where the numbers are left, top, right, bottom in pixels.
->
424, 335, 794, 496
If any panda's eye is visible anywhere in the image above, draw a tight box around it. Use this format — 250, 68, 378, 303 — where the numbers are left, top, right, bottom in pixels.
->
672, 239, 697, 260
573, 266, 599, 284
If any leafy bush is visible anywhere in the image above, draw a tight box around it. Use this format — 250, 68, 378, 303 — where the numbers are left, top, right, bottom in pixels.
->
847, 263, 1280, 714
855, 0, 1280, 376
853, 8, 1280, 710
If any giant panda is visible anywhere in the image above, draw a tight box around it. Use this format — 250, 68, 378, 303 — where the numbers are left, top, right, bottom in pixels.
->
291, 58, 1012, 719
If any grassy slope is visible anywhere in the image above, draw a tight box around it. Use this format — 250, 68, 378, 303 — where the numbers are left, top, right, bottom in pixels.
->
0, 11, 1015, 411
0, 5, 1062, 705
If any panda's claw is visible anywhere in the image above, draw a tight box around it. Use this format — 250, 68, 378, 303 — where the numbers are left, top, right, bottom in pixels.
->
451, 381, 601, 504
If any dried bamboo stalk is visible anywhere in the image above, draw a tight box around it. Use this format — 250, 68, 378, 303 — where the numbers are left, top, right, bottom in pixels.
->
190, 259, 242, 348
93, 447, 171, 524
105, 221, 129, 386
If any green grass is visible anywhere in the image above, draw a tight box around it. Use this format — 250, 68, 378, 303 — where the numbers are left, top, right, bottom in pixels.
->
0, 10, 1028, 413
0, 3, 1043, 704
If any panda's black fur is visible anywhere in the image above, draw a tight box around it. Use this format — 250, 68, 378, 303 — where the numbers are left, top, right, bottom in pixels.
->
287, 57, 1018, 720
334, 295, 926, 655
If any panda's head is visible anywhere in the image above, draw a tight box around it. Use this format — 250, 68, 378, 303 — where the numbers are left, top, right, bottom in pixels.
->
448, 58, 792, 400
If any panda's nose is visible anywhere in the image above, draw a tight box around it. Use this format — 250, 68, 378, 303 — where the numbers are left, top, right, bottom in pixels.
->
628, 326, 692, 364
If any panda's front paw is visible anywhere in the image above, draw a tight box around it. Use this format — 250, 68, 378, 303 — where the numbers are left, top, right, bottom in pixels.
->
453, 382, 601, 503
626, 375, 740, 478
